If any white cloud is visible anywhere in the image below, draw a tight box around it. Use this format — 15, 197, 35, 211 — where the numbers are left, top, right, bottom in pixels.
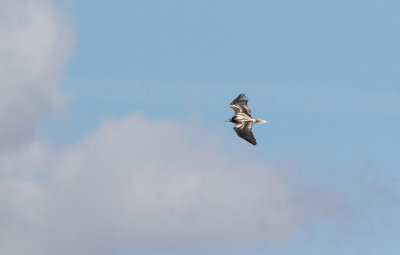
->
0, 114, 343, 255
0, 0, 75, 150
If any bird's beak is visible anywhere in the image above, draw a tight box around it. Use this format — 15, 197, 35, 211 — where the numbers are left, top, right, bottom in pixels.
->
225, 119, 230, 122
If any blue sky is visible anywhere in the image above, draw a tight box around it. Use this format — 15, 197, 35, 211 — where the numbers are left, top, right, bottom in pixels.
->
63, 0, 400, 158
1, 0, 399, 254
60, 0, 399, 253
59, 0, 400, 177
48, 0, 394, 162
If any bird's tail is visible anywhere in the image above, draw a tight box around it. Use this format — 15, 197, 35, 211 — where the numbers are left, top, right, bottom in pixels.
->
255, 119, 267, 124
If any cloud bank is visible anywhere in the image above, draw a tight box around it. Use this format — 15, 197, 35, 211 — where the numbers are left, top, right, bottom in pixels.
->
0, 1, 348, 255
1, 114, 342, 255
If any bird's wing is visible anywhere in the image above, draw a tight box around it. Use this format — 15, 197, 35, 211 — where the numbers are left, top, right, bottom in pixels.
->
233, 121, 257, 145
229, 94, 252, 116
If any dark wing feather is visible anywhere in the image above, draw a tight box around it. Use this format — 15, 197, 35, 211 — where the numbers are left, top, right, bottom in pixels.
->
233, 121, 257, 145
229, 94, 252, 116
230, 93, 248, 105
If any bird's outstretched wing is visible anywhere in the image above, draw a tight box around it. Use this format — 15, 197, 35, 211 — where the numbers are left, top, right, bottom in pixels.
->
233, 121, 257, 145
229, 94, 252, 116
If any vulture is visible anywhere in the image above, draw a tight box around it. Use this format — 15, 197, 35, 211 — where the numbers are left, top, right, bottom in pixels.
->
226, 94, 266, 145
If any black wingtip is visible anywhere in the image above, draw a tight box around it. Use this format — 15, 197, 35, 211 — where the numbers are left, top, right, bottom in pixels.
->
244, 137, 257, 145
231, 93, 248, 104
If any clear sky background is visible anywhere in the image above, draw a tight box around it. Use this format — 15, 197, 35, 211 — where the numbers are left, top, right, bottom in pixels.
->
63, 0, 400, 166
1, 0, 400, 254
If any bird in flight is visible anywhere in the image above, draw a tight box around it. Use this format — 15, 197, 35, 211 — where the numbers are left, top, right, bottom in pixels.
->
226, 94, 267, 145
